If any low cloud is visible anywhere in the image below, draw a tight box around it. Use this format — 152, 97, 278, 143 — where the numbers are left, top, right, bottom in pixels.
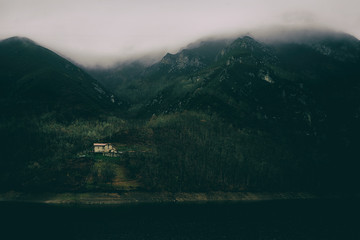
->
282, 11, 317, 25
1, 0, 359, 67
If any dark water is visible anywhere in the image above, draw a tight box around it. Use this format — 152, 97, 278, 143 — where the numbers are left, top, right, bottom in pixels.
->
1, 199, 359, 239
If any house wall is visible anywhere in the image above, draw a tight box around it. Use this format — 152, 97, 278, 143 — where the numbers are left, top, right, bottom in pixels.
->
104, 144, 113, 152
94, 146, 105, 153
94, 144, 114, 153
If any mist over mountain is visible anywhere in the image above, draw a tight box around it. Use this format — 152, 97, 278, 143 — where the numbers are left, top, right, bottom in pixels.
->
89, 29, 360, 191
2, 3, 360, 238
1, 28, 360, 193
90, 29, 360, 113
2, 0, 360, 68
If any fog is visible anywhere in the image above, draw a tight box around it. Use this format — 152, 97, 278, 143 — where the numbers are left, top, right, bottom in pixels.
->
1, 0, 359, 67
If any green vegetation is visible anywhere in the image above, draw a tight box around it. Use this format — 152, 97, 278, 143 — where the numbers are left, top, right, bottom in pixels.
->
121, 111, 317, 192
0, 111, 296, 192
0, 107, 359, 193
0, 116, 127, 192
0, 37, 126, 120
1, 33, 360, 194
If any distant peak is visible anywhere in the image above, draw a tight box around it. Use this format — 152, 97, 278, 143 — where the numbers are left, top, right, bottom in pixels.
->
0, 36, 37, 46
163, 52, 174, 58
230, 36, 261, 48
253, 28, 359, 44
233, 36, 256, 43
242, 36, 255, 40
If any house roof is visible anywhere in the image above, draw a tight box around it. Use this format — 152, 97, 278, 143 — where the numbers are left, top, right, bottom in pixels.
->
93, 143, 107, 146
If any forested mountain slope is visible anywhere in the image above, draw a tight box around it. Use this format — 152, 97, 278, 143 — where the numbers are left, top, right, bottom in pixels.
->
0, 37, 124, 120
0, 37, 126, 191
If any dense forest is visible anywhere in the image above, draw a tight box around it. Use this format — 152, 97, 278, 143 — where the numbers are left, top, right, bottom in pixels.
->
1, 110, 358, 193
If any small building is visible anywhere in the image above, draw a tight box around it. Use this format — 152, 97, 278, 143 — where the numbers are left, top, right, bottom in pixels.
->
93, 143, 115, 153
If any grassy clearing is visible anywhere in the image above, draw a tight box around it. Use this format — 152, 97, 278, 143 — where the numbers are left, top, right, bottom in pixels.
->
86, 153, 142, 191
113, 143, 153, 153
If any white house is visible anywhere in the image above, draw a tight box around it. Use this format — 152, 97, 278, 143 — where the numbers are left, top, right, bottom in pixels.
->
93, 143, 115, 153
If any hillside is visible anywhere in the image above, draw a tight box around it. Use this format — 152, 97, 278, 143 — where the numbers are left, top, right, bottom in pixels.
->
0, 37, 124, 120
87, 39, 230, 106
0, 37, 127, 191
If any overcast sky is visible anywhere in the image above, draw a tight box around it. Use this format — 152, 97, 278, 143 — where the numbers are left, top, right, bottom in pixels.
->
1, 0, 360, 67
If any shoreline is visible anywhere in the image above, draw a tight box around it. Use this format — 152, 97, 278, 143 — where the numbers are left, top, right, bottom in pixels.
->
0, 191, 354, 205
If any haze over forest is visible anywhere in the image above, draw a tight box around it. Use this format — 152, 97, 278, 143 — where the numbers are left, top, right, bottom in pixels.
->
1, 0, 360, 67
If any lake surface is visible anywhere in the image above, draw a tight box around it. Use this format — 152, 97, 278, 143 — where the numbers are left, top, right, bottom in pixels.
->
1, 198, 359, 239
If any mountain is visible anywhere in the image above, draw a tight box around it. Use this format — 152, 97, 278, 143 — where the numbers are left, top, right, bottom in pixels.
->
0, 37, 123, 120
91, 30, 360, 191
1, 31, 360, 193
157, 39, 229, 73
0, 37, 128, 191
106, 32, 359, 135
91, 32, 360, 152
87, 39, 230, 106
87, 61, 147, 104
